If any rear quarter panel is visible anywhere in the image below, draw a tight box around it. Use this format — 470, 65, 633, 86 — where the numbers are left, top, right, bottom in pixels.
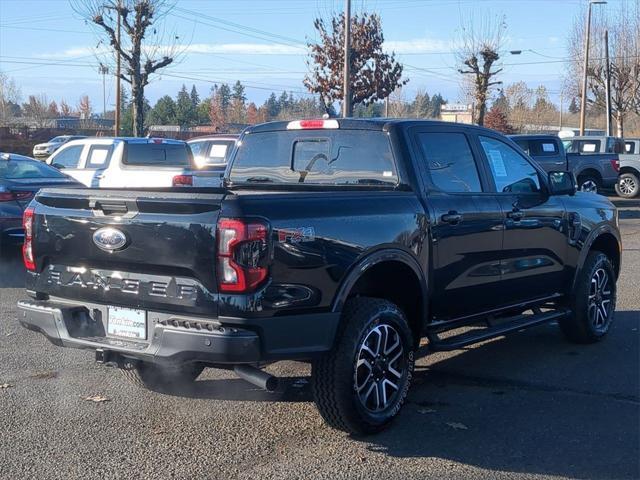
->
219, 189, 428, 318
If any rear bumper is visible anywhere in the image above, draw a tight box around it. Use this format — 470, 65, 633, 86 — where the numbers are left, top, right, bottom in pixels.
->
17, 298, 340, 366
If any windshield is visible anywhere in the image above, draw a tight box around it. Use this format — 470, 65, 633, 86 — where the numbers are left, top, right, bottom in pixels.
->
0, 159, 67, 179
50, 136, 69, 143
229, 130, 397, 186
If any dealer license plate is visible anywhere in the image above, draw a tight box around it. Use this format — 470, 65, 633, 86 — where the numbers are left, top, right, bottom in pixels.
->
107, 306, 147, 340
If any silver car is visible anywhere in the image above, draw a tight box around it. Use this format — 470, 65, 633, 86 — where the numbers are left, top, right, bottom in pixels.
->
32, 135, 86, 159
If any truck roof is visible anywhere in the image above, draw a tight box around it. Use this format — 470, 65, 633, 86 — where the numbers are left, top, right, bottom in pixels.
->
509, 134, 560, 141
245, 118, 485, 134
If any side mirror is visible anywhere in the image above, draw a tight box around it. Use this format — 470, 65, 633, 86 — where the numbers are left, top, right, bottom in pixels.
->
548, 171, 576, 196
52, 163, 65, 170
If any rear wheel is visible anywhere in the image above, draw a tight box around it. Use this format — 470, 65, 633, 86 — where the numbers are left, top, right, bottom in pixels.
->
615, 172, 640, 198
559, 251, 616, 343
311, 298, 415, 435
120, 362, 204, 391
577, 175, 601, 194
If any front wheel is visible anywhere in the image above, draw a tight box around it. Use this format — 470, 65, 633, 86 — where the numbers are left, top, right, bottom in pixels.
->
311, 298, 415, 435
615, 172, 640, 198
559, 251, 617, 343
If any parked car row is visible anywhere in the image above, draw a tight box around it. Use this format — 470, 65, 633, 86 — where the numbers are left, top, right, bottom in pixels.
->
40, 134, 238, 188
512, 134, 640, 198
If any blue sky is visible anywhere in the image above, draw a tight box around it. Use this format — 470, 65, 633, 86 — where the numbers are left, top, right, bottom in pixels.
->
0, 0, 609, 112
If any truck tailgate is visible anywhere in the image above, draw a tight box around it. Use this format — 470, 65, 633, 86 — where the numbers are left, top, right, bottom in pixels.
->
27, 188, 225, 316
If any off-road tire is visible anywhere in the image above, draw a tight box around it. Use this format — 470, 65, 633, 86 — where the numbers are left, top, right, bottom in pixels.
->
120, 362, 204, 392
559, 251, 616, 343
311, 297, 415, 435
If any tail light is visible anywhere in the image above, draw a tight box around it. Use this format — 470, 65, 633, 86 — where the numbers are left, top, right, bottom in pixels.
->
216, 218, 269, 293
0, 191, 34, 202
172, 175, 193, 186
22, 207, 35, 271
610, 159, 620, 173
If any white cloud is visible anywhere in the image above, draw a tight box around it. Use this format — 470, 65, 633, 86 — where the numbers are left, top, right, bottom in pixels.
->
183, 43, 305, 55
384, 38, 453, 54
39, 36, 453, 60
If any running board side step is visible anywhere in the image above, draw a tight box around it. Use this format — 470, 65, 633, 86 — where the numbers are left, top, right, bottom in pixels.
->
428, 309, 570, 352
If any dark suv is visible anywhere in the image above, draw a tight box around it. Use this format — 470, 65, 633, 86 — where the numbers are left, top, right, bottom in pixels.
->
18, 119, 621, 434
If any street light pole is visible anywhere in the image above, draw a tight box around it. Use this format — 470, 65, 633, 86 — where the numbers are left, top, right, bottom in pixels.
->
604, 29, 612, 136
99, 64, 109, 119
579, 0, 607, 136
115, 2, 121, 136
342, 0, 352, 118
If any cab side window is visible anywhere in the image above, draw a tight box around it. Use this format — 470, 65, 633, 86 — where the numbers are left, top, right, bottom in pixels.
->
479, 136, 541, 194
417, 132, 483, 193
50, 145, 83, 169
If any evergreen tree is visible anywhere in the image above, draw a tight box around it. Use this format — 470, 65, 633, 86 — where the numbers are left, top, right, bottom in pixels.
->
429, 94, 445, 118
493, 90, 509, 113
149, 95, 177, 125
278, 91, 290, 112
175, 84, 195, 127
229, 81, 247, 123
265, 93, 280, 119
218, 83, 232, 114
190, 85, 200, 111
232, 81, 247, 103
412, 91, 431, 118
568, 97, 579, 114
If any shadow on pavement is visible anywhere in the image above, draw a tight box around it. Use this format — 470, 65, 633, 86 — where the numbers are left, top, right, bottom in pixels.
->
167, 311, 639, 479
0, 246, 25, 288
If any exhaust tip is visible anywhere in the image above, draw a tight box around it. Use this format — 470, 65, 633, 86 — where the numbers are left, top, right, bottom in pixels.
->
234, 364, 278, 392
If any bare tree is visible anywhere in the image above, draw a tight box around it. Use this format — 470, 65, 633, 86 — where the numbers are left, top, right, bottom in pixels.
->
72, 0, 180, 136
78, 95, 93, 126
60, 100, 72, 117
22, 95, 50, 128
456, 15, 507, 126
0, 72, 22, 124
565, 0, 640, 136
304, 12, 408, 113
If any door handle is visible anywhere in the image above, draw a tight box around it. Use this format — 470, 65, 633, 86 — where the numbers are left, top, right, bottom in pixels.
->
441, 211, 462, 224
507, 210, 525, 221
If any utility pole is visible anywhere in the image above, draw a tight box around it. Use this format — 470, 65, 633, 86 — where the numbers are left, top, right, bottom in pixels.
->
579, 0, 607, 136
604, 29, 612, 136
342, 0, 352, 118
114, 1, 121, 136
99, 64, 109, 119
385, 95, 389, 117
559, 91, 563, 129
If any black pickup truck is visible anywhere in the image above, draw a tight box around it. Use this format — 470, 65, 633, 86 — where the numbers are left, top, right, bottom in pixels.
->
18, 119, 621, 434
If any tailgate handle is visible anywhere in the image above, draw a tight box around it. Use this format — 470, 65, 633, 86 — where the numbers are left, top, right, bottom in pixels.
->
90, 199, 137, 218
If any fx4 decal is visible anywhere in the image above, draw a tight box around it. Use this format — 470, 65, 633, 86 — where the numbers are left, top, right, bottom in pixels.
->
277, 227, 316, 244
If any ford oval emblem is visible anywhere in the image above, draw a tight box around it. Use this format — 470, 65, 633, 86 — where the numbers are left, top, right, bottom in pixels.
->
93, 227, 127, 252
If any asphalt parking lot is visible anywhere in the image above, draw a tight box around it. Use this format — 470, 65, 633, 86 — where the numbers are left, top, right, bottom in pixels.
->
1, 198, 638, 480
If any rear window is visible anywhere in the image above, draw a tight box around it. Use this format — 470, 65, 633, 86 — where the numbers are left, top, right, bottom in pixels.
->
568, 140, 600, 153
527, 139, 559, 156
124, 143, 191, 166
0, 159, 66, 179
229, 130, 397, 186
626, 142, 636, 154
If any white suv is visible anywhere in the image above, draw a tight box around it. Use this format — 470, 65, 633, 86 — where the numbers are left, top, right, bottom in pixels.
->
45, 137, 198, 188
